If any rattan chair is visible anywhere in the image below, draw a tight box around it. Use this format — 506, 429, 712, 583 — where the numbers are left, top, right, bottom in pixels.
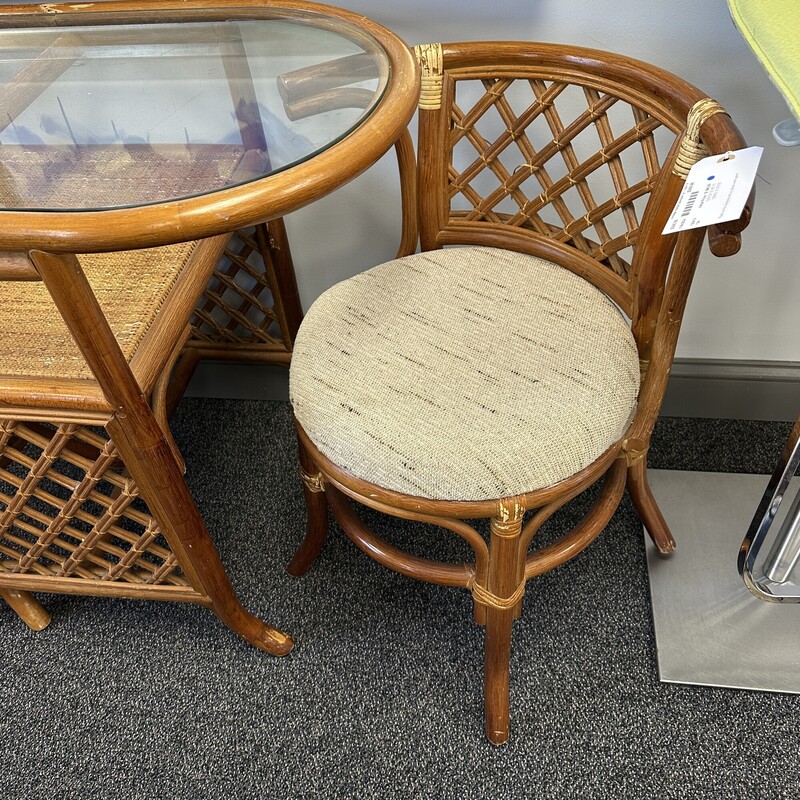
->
288, 42, 753, 743
0, 146, 292, 656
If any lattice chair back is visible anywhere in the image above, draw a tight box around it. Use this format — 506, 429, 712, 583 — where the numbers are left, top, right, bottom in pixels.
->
414, 42, 749, 368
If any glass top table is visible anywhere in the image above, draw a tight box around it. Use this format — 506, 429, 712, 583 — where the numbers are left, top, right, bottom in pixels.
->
0, 0, 419, 251
0, 0, 417, 656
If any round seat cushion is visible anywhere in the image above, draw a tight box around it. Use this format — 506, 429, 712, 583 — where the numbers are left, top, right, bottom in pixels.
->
290, 247, 640, 502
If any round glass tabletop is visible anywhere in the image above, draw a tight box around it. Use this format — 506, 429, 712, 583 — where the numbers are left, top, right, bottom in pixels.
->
0, 12, 390, 211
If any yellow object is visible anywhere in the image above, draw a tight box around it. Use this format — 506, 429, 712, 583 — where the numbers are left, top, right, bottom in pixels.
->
729, 0, 800, 120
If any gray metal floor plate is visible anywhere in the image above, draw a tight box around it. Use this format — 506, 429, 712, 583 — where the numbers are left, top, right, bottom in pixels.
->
646, 469, 800, 693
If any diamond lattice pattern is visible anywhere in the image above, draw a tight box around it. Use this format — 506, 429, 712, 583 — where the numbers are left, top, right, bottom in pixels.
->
190, 226, 286, 347
449, 78, 671, 278
0, 420, 186, 586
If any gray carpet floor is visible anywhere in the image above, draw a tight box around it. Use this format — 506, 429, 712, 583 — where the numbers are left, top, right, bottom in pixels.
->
2, 400, 797, 799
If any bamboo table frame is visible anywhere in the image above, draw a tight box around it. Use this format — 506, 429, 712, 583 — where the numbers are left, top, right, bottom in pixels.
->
0, 0, 419, 653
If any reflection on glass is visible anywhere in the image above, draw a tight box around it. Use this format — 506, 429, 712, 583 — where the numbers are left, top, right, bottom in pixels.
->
0, 16, 388, 211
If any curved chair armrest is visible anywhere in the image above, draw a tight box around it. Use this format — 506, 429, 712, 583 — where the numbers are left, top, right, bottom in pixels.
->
279, 86, 376, 121
696, 112, 754, 258
276, 55, 387, 122
277, 52, 379, 106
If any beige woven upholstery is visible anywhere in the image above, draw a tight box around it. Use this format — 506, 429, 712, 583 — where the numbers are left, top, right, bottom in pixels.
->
2, 243, 198, 380
291, 247, 640, 501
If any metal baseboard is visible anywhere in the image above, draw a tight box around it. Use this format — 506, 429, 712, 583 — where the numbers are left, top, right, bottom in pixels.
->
660, 359, 800, 421
186, 362, 290, 402
646, 469, 800, 693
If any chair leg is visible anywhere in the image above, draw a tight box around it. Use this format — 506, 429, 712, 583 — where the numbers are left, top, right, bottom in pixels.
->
483, 604, 515, 745
627, 457, 676, 554
480, 503, 525, 745
0, 589, 51, 631
287, 434, 329, 577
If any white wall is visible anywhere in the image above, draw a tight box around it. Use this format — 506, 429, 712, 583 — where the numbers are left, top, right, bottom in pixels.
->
285, 0, 800, 362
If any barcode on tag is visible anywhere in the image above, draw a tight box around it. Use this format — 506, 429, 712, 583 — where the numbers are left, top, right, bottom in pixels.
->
681, 190, 699, 217
663, 146, 762, 234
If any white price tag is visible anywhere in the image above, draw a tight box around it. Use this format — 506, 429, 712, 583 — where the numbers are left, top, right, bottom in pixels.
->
662, 145, 762, 234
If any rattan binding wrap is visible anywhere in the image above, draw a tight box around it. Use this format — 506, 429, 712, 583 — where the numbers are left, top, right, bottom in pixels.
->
414, 43, 444, 110
673, 98, 727, 178
469, 577, 526, 610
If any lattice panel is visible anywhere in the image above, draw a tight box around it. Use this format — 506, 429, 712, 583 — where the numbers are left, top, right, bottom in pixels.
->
0, 420, 186, 587
449, 77, 673, 279
189, 226, 287, 348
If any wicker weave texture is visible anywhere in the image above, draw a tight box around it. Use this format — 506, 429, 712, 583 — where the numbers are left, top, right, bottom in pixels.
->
0, 144, 249, 380
291, 246, 640, 502
447, 76, 671, 278
2, 243, 198, 379
0, 420, 186, 587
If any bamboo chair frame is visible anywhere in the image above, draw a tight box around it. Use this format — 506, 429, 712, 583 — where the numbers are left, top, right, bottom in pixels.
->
290, 41, 753, 743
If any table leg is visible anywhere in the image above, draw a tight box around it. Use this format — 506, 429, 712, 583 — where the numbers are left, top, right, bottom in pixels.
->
0, 589, 51, 630
30, 248, 293, 655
